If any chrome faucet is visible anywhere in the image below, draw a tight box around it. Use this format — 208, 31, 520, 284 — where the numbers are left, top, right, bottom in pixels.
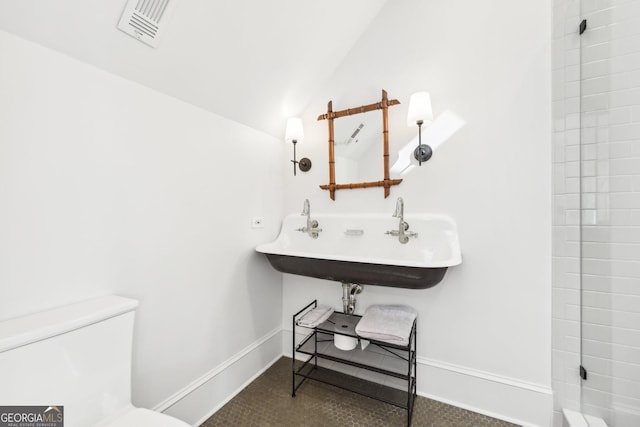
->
393, 196, 404, 220
297, 199, 322, 238
385, 197, 417, 244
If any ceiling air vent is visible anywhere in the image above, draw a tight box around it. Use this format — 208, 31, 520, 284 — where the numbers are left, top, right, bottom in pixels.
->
117, 0, 176, 48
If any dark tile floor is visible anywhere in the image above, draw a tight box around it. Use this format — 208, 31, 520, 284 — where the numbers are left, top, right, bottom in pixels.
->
200, 357, 520, 427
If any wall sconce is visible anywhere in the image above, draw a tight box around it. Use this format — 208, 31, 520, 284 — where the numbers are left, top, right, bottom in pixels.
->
407, 91, 434, 166
285, 117, 312, 176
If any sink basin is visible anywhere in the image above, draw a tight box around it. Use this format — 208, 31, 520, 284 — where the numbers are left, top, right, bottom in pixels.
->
256, 213, 461, 289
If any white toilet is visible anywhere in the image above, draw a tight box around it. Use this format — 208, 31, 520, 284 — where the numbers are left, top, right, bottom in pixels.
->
0, 295, 190, 427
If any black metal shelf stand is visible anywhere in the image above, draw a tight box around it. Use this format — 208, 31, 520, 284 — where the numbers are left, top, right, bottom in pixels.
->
292, 300, 417, 426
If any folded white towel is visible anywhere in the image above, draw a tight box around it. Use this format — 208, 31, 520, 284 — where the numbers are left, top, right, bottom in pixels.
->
297, 305, 334, 328
355, 304, 417, 346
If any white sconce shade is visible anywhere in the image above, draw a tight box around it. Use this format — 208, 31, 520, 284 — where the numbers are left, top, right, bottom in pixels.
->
285, 117, 304, 143
407, 92, 433, 126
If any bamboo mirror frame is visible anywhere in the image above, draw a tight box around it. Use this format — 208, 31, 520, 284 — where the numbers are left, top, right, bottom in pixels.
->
317, 90, 402, 200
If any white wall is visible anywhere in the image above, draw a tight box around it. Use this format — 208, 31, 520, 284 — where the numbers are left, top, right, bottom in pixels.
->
0, 29, 284, 425
283, 0, 553, 425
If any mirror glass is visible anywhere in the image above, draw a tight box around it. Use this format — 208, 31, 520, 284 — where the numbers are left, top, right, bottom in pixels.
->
333, 111, 382, 183
318, 90, 401, 200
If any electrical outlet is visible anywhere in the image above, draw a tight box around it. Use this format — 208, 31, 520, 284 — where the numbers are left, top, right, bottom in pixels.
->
251, 217, 265, 229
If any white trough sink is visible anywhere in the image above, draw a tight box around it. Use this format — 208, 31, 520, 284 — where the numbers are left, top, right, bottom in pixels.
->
256, 213, 461, 289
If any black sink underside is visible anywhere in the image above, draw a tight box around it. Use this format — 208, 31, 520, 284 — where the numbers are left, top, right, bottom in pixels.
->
263, 254, 447, 289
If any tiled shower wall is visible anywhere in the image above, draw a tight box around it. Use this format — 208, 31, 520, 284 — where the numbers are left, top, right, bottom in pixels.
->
579, 0, 640, 423
553, 0, 640, 425
552, 1, 582, 425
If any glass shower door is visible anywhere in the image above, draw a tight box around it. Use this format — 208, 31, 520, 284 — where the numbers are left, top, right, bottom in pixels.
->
579, 1, 640, 425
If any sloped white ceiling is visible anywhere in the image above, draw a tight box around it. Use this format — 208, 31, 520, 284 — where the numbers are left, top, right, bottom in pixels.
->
0, 0, 388, 138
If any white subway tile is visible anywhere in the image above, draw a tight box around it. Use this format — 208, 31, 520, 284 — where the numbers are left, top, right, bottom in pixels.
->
566, 112, 581, 129
583, 355, 640, 382
566, 96, 581, 114
596, 126, 609, 143
583, 306, 640, 329
582, 43, 612, 63
610, 70, 640, 91
584, 160, 598, 176
553, 43, 566, 69
566, 272, 581, 290
608, 210, 633, 225
609, 123, 640, 141
608, 175, 633, 191
567, 48, 580, 66
583, 209, 599, 225
566, 161, 581, 177
582, 143, 598, 160
582, 275, 640, 296
584, 26, 613, 46
607, 226, 640, 243
582, 93, 610, 111
582, 76, 610, 95
566, 128, 580, 145
566, 177, 580, 193
583, 192, 597, 208
609, 88, 640, 108
597, 192, 611, 210
554, 131, 566, 146
582, 372, 640, 400
610, 193, 640, 209
611, 52, 640, 75
609, 107, 633, 125
597, 175, 610, 192
553, 69, 566, 100
585, 8, 616, 28
566, 209, 581, 224
583, 290, 640, 313
582, 111, 599, 127
581, 0, 604, 15
582, 126, 598, 144
565, 33, 581, 51
567, 193, 580, 209
582, 339, 640, 366
583, 176, 598, 192
554, 141, 566, 163
554, 101, 567, 123
583, 61, 611, 80
554, 197, 568, 225
610, 158, 640, 175
596, 142, 609, 161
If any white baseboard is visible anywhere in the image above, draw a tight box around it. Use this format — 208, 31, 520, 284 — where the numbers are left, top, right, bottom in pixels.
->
417, 356, 553, 426
283, 328, 553, 427
158, 329, 553, 427
156, 327, 282, 426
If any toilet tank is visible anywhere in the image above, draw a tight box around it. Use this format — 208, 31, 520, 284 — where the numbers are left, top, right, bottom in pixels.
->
0, 296, 139, 427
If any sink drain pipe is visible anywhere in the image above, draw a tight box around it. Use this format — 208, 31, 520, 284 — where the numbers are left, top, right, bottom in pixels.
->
341, 282, 363, 314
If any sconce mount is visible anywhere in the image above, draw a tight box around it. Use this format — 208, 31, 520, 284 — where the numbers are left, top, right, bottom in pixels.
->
407, 92, 434, 166
298, 157, 312, 172
413, 119, 432, 165
286, 117, 311, 176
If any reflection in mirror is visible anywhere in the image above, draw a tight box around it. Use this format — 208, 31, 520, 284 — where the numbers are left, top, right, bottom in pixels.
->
333, 111, 382, 183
